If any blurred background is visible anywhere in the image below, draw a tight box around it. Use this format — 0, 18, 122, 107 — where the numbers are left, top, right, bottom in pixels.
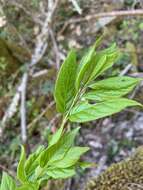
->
0, 0, 143, 189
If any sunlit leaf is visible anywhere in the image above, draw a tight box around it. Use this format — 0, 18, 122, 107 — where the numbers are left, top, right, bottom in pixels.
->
84, 76, 141, 101
40, 127, 80, 167
87, 43, 120, 83
17, 146, 27, 183
69, 98, 142, 122
75, 38, 102, 90
46, 167, 75, 179
0, 172, 16, 190
75, 43, 119, 90
51, 146, 89, 168
25, 145, 44, 179
48, 125, 64, 148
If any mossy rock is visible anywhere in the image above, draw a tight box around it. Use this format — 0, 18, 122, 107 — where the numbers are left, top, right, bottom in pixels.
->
86, 147, 143, 190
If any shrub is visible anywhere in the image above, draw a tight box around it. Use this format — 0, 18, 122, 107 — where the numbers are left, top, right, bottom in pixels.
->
0, 37, 142, 190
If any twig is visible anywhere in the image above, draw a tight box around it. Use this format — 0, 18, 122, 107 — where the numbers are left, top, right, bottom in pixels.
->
0, 90, 20, 135
29, 0, 60, 67
47, 113, 60, 129
19, 73, 28, 144
127, 183, 143, 189
27, 101, 55, 129
119, 64, 132, 76
18, 0, 60, 146
66, 9, 143, 24
49, 27, 60, 69
0, 164, 15, 178
130, 72, 143, 78
1, 0, 60, 144
60, 9, 143, 34
69, 0, 82, 15
32, 69, 49, 78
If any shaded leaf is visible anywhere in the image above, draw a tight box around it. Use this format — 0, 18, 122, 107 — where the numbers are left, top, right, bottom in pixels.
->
54, 50, 77, 113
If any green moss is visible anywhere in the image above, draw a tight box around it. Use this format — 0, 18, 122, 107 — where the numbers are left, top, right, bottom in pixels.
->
86, 147, 143, 190
0, 37, 20, 75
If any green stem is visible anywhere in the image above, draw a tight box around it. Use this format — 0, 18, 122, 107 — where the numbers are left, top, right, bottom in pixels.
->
60, 87, 86, 129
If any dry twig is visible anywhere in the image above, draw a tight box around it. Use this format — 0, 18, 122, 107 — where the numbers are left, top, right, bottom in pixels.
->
0, 164, 15, 178
1, 0, 60, 146
49, 27, 60, 69
27, 101, 55, 130
60, 9, 143, 34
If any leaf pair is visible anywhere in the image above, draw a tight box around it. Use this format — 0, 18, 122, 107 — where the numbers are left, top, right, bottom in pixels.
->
69, 76, 142, 123
39, 127, 89, 179
75, 43, 119, 90
85, 76, 141, 101
15, 126, 89, 186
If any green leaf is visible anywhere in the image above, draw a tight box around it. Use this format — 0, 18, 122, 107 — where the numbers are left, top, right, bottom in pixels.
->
51, 146, 89, 168
17, 146, 27, 183
69, 98, 142, 122
48, 125, 64, 148
78, 161, 94, 169
25, 145, 44, 179
16, 183, 38, 190
75, 43, 119, 90
0, 172, 16, 190
46, 167, 75, 179
87, 43, 120, 83
54, 50, 77, 113
75, 42, 97, 90
84, 76, 142, 101
40, 127, 80, 167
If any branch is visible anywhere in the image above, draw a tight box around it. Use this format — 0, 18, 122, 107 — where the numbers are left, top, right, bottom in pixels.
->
19, 73, 28, 144
27, 101, 55, 130
69, 9, 143, 23
49, 27, 60, 69
60, 9, 143, 34
0, 164, 15, 178
1, 0, 60, 145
